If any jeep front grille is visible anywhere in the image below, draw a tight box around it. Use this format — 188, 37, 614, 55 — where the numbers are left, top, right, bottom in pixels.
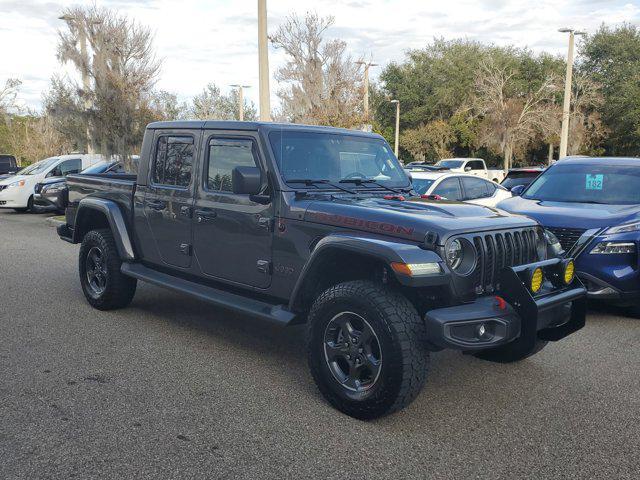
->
449, 228, 541, 297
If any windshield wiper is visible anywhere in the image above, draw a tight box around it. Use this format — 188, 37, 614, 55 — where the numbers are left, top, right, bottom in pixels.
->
339, 178, 406, 194
286, 179, 355, 194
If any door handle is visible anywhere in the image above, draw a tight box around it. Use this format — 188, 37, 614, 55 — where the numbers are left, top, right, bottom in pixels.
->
147, 200, 166, 211
195, 209, 217, 223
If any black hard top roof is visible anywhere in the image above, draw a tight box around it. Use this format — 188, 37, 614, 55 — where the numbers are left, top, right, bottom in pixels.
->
146, 120, 383, 139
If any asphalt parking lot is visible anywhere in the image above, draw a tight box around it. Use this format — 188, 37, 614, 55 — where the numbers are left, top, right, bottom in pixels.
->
1, 210, 639, 480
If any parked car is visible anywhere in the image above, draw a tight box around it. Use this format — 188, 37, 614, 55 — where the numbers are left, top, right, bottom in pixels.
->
501, 167, 546, 191
434, 158, 506, 183
0, 154, 103, 212
0, 154, 18, 180
498, 157, 640, 311
34, 161, 125, 213
409, 171, 511, 208
57, 120, 585, 419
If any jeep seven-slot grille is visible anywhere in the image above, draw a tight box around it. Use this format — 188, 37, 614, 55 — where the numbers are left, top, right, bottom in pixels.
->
546, 227, 586, 252
470, 228, 539, 295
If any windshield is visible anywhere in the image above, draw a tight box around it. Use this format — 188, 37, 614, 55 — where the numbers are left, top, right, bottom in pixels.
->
19, 157, 58, 175
411, 178, 436, 195
81, 161, 113, 174
268, 131, 409, 188
435, 160, 464, 169
523, 163, 640, 205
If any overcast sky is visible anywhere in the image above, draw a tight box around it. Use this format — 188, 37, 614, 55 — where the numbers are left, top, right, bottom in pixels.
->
1, 0, 639, 112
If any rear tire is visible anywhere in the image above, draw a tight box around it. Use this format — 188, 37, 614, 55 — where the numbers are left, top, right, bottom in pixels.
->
26, 195, 34, 213
473, 338, 547, 363
307, 280, 429, 419
79, 229, 137, 310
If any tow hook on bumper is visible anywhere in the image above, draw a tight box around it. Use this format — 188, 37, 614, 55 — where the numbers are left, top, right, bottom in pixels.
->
425, 258, 587, 351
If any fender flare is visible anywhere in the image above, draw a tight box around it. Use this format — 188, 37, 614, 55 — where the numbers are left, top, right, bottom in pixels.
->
288, 234, 447, 311
73, 197, 136, 261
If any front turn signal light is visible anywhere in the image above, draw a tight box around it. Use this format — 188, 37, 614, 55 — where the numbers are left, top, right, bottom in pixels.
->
391, 262, 441, 277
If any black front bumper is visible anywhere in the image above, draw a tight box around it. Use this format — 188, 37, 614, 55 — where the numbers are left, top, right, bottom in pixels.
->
425, 258, 587, 351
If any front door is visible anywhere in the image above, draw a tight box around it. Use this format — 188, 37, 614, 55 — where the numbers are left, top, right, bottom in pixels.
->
143, 134, 196, 269
192, 133, 273, 289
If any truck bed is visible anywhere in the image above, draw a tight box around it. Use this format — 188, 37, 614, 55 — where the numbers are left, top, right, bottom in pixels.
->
65, 173, 137, 228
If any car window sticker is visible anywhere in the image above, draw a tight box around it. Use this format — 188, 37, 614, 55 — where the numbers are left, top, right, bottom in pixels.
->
585, 174, 604, 191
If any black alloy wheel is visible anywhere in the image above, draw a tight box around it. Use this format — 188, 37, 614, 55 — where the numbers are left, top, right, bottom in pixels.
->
85, 246, 108, 298
323, 312, 382, 392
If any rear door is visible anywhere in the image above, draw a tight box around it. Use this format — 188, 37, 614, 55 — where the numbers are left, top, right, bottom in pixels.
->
192, 132, 273, 289
433, 176, 464, 201
143, 133, 196, 269
461, 176, 495, 206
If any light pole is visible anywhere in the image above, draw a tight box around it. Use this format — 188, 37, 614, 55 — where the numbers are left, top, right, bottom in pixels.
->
558, 28, 586, 159
257, 0, 271, 121
390, 99, 400, 158
230, 84, 251, 121
59, 14, 102, 154
355, 60, 379, 121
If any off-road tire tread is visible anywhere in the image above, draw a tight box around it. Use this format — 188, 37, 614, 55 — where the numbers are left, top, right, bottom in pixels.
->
79, 229, 136, 310
307, 280, 429, 419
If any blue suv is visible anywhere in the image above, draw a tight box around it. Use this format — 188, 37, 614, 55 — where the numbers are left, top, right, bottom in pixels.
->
498, 157, 640, 310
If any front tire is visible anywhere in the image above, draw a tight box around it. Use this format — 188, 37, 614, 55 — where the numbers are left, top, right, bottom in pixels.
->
79, 229, 137, 310
307, 280, 429, 420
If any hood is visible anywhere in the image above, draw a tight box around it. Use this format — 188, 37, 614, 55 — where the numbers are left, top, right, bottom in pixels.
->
39, 176, 66, 186
497, 196, 640, 230
0, 174, 28, 186
303, 195, 536, 245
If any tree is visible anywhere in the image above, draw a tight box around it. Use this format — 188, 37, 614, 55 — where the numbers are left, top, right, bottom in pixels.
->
55, 6, 160, 168
473, 59, 560, 171
567, 74, 606, 155
579, 24, 640, 155
148, 90, 189, 121
0, 78, 21, 118
401, 120, 455, 161
190, 83, 256, 121
270, 12, 364, 127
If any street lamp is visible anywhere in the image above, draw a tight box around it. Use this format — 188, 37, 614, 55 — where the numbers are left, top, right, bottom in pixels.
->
390, 99, 400, 158
230, 84, 251, 121
59, 14, 102, 154
355, 60, 379, 121
558, 27, 586, 159
257, 0, 271, 121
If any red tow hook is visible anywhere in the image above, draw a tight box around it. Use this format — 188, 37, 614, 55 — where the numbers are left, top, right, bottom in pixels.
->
494, 296, 507, 310
383, 194, 406, 201
421, 194, 442, 201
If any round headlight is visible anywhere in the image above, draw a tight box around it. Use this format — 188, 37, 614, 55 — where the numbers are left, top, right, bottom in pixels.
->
530, 267, 544, 293
446, 239, 463, 270
564, 260, 575, 285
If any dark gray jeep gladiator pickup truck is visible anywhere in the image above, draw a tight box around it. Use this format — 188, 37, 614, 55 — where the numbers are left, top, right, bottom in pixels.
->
58, 121, 586, 419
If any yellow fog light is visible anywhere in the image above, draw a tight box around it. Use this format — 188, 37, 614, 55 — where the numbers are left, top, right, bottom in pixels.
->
530, 267, 543, 293
564, 260, 575, 285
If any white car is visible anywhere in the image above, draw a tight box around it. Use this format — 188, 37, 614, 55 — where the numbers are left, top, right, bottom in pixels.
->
0, 154, 103, 212
409, 171, 512, 208
435, 158, 505, 183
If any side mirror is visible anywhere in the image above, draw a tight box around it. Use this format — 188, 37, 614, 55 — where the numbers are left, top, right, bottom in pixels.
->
510, 185, 525, 196
464, 166, 472, 172
232, 166, 262, 195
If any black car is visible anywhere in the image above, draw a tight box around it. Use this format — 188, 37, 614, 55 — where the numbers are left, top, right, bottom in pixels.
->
501, 167, 546, 191
0, 154, 18, 180
34, 161, 124, 213
57, 121, 586, 419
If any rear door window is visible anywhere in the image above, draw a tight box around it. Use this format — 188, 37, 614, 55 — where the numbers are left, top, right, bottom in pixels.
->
433, 177, 463, 200
152, 136, 194, 188
461, 177, 492, 199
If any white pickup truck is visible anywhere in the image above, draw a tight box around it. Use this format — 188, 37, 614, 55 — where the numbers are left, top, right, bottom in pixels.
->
435, 158, 505, 183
